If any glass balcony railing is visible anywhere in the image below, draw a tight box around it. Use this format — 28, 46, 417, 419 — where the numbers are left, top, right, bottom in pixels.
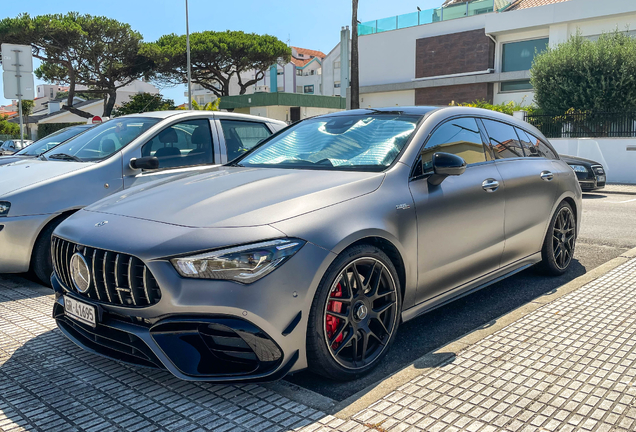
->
358, 0, 495, 36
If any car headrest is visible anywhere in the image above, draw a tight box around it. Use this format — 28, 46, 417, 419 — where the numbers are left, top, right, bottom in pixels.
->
191, 127, 209, 146
101, 139, 116, 155
159, 128, 178, 143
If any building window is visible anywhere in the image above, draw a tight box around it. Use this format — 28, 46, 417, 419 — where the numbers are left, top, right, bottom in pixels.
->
277, 71, 284, 76
501, 38, 549, 72
334, 82, 341, 88
304, 85, 314, 94
296, 68, 302, 76
500, 80, 533, 92
334, 61, 341, 69
296, 86, 303, 93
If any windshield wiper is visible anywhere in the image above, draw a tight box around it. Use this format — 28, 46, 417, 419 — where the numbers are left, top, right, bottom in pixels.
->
48, 153, 83, 162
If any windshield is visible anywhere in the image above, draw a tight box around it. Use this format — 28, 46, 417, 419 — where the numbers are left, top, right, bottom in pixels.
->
238, 114, 421, 171
43, 117, 160, 162
17, 127, 90, 156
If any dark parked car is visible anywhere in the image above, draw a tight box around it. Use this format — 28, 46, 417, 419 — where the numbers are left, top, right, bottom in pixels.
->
51, 107, 581, 382
560, 155, 606, 191
0, 125, 93, 167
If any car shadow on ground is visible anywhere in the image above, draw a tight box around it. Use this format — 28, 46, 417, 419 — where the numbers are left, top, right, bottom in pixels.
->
286, 260, 586, 401
582, 193, 607, 199
0, 275, 51, 303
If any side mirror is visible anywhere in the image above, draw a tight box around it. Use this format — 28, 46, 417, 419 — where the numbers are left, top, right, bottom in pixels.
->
129, 156, 159, 170
427, 152, 466, 186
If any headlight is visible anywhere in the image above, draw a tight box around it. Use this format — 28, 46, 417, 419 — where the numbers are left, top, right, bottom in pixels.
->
0, 201, 10, 217
570, 165, 588, 173
171, 238, 306, 283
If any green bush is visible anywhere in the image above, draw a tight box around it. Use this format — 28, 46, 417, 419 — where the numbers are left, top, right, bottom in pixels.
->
37, 122, 85, 139
531, 30, 636, 113
449, 99, 542, 116
0, 114, 20, 137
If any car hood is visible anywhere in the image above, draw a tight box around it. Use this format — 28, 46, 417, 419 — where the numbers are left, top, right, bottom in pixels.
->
0, 158, 93, 196
560, 155, 601, 166
87, 166, 385, 228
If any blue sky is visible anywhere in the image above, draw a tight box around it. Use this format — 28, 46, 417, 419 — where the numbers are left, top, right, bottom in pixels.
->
1, 0, 440, 106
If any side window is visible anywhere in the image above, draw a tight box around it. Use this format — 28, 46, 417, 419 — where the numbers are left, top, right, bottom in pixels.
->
141, 119, 214, 169
220, 120, 272, 161
515, 127, 557, 159
481, 119, 525, 159
416, 117, 487, 176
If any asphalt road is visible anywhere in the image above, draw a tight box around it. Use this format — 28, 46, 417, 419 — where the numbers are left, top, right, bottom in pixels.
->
288, 192, 636, 401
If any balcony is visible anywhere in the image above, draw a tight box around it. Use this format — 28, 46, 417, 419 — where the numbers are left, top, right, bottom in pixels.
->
358, 0, 497, 36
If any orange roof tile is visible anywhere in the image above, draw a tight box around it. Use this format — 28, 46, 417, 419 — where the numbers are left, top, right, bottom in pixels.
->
290, 46, 326, 68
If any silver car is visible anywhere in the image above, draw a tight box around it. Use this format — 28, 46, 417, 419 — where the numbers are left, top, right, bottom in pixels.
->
0, 111, 285, 284
51, 107, 581, 382
0, 139, 34, 155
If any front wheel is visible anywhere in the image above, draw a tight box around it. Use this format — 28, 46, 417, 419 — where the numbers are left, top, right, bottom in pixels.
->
31, 215, 69, 287
307, 245, 401, 381
537, 201, 576, 276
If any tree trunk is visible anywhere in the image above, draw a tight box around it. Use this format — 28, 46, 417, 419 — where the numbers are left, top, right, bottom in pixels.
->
67, 67, 76, 107
103, 90, 118, 117
350, 0, 360, 109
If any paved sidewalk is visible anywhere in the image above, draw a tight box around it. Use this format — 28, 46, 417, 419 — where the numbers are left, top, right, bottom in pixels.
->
1, 256, 636, 431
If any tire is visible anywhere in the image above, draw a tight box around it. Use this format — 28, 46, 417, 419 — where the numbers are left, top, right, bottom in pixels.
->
307, 244, 402, 381
31, 215, 69, 287
537, 201, 576, 276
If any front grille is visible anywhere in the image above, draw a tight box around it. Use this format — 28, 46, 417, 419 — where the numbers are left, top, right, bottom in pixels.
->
592, 165, 605, 175
52, 236, 161, 307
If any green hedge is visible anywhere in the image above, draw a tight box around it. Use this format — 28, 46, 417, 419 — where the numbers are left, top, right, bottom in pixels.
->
37, 122, 86, 139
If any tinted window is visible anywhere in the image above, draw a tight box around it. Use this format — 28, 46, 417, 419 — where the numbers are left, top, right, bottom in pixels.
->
141, 119, 214, 169
502, 38, 549, 72
515, 127, 558, 159
418, 117, 487, 174
220, 120, 272, 161
481, 119, 525, 159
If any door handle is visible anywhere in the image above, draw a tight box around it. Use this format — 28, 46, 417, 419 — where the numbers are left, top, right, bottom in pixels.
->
541, 171, 554, 181
482, 179, 500, 192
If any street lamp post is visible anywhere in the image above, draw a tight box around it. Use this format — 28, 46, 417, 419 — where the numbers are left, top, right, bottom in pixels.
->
186, 0, 192, 110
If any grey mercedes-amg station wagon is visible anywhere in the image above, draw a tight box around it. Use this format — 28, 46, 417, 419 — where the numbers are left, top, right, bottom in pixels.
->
51, 106, 581, 382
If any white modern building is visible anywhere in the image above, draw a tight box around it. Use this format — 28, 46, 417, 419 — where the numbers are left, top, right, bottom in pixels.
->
354, 0, 636, 108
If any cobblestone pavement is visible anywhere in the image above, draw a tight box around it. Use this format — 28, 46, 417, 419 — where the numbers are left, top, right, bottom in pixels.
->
2, 257, 636, 431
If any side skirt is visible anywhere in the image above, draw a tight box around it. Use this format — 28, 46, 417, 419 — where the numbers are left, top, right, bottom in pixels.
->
401, 252, 542, 323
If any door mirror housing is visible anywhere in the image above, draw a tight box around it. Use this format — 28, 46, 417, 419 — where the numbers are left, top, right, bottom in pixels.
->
427, 152, 467, 186
130, 156, 159, 170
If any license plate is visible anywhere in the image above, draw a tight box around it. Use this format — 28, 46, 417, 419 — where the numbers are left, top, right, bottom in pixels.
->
64, 295, 97, 327
598, 175, 606, 182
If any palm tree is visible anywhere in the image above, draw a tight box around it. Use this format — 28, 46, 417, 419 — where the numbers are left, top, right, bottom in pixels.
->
350, 0, 360, 109
178, 98, 220, 111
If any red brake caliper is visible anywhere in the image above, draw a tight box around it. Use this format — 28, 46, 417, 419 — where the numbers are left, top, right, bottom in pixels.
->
326, 283, 344, 349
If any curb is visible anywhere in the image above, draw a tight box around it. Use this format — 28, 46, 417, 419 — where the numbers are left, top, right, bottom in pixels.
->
329, 245, 636, 419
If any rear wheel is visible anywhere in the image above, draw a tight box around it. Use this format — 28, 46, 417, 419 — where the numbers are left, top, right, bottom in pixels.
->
307, 245, 401, 381
537, 201, 576, 276
31, 216, 69, 287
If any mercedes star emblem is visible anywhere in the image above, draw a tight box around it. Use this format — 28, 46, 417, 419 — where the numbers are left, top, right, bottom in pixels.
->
70, 253, 91, 293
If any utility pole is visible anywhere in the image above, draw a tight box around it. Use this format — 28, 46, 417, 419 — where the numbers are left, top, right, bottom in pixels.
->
13, 49, 24, 145
186, 0, 193, 110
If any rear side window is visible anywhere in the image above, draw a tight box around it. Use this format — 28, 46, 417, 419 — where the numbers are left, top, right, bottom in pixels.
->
515, 127, 558, 159
480, 119, 525, 159
220, 120, 272, 162
416, 117, 487, 175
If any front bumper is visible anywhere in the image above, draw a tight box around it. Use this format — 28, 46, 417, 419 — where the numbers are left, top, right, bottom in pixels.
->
53, 276, 300, 382
0, 213, 54, 273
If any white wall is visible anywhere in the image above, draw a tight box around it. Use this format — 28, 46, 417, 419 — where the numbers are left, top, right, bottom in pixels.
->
359, 90, 415, 108
551, 138, 636, 184
359, 14, 488, 87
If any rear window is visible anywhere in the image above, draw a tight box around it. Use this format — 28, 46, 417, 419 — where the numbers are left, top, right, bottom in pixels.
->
480, 119, 525, 159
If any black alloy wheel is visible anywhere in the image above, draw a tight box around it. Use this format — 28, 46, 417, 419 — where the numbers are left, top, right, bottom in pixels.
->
323, 257, 399, 370
552, 206, 576, 270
